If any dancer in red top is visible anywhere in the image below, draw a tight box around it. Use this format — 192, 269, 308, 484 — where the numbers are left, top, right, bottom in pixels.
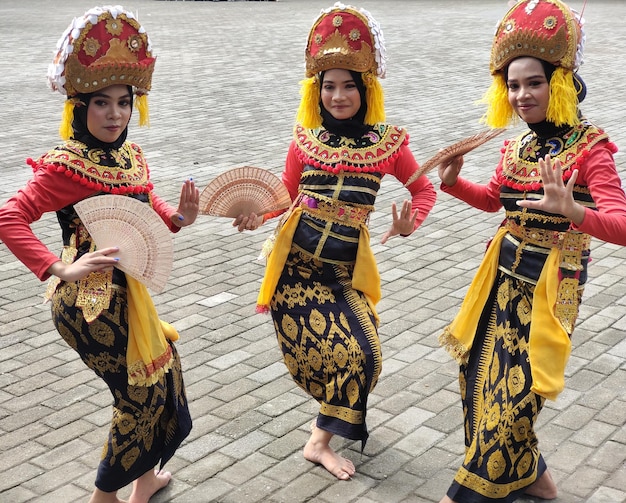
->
237, 3, 436, 480
437, 1, 626, 502
0, 6, 199, 502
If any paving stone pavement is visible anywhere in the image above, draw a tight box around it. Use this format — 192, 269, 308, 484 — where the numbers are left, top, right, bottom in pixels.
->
1, 0, 625, 502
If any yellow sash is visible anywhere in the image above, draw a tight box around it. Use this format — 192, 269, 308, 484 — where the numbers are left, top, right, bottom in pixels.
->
126, 275, 178, 386
440, 227, 506, 362
353, 225, 381, 320
257, 207, 381, 320
440, 226, 571, 400
529, 247, 570, 400
257, 207, 303, 311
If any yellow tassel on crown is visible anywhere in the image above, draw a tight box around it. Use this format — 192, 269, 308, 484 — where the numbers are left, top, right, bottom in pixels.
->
546, 67, 579, 127
59, 100, 75, 140
296, 76, 322, 129
363, 72, 385, 125
135, 93, 150, 127
480, 73, 516, 128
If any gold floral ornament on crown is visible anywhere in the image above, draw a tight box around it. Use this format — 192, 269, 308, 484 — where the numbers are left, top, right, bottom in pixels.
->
305, 2, 386, 78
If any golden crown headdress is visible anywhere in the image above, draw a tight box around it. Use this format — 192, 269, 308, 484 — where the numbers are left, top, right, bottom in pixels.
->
305, 2, 386, 78
490, 0, 584, 74
48, 5, 155, 139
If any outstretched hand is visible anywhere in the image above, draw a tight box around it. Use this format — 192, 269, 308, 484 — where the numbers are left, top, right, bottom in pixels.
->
516, 155, 585, 225
381, 199, 418, 244
171, 179, 200, 227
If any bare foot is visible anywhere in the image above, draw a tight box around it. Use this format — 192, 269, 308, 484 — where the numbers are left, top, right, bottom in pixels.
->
303, 424, 355, 480
129, 468, 172, 503
525, 469, 558, 500
438, 496, 456, 503
88, 488, 127, 503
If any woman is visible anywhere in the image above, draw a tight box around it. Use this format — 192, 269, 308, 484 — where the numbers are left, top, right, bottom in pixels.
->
437, 1, 626, 501
0, 6, 199, 503
237, 3, 436, 481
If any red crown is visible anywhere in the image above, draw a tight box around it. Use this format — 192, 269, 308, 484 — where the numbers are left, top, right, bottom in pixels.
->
305, 3, 385, 78
48, 6, 155, 97
490, 0, 582, 74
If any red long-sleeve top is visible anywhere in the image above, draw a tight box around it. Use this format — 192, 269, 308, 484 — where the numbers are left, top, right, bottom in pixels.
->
273, 139, 436, 231
441, 141, 626, 246
0, 164, 180, 281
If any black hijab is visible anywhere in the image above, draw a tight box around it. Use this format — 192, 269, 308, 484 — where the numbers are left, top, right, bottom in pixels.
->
320, 70, 370, 139
70, 85, 133, 150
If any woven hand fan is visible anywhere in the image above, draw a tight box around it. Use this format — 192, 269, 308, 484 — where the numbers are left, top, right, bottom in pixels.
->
74, 194, 173, 293
405, 128, 506, 186
199, 166, 291, 218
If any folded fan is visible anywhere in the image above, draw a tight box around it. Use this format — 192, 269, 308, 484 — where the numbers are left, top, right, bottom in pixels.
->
199, 166, 291, 218
405, 128, 506, 186
74, 194, 173, 292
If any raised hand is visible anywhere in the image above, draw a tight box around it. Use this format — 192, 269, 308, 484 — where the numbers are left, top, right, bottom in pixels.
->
381, 199, 418, 244
172, 178, 200, 227
438, 155, 464, 187
516, 154, 585, 225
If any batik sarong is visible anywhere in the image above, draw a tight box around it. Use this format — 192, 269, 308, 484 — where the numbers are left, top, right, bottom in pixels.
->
446, 235, 587, 502
50, 276, 192, 492
271, 248, 381, 446
446, 268, 546, 502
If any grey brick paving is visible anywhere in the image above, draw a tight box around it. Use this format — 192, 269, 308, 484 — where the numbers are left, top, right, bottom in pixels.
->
1, 0, 625, 502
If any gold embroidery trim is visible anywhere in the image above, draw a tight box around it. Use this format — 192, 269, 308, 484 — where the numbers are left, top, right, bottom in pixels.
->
43, 140, 150, 188
555, 231, 587, 334
74, 238, 114, 323
76, 270, 113, 323
294, 123, 407, 167
44, 236, 79, 302
505, 220, 589, 334
505, 220, 569, 249
299, 193, 371, 228
320, 402, 363, 425
439, 325, 470, 366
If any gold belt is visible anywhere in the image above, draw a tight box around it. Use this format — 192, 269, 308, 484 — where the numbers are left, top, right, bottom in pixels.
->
505, 220, 589, 334
44, 233, 115, 322
505, 220, 591, 252
299, 194, 371, 228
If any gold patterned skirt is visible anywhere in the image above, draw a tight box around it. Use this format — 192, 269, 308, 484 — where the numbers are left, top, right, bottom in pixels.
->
50, 276, 192, 492
447, 269, 546, 502
270, 248, 381, 446
447, 233, 587, 502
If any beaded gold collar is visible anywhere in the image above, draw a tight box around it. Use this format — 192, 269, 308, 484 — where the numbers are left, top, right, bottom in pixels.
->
497, 121, 610, 191
294, 123, 408, 174
32, 140, 153, 194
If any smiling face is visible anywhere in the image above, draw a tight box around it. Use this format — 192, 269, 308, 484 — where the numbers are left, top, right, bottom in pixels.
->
86, 84, 132, 143
506, 57, 551, 125
320, 68, 362, 121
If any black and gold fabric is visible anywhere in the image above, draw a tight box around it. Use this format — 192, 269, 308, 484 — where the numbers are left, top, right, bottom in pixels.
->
293, 166, 379, 264
273, 165, 382, 446
51, 280, 191, 492
43, 140, 191, 492
442, 120, 601, 501
266, 124, 406, 447
271, 248, 381, 445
